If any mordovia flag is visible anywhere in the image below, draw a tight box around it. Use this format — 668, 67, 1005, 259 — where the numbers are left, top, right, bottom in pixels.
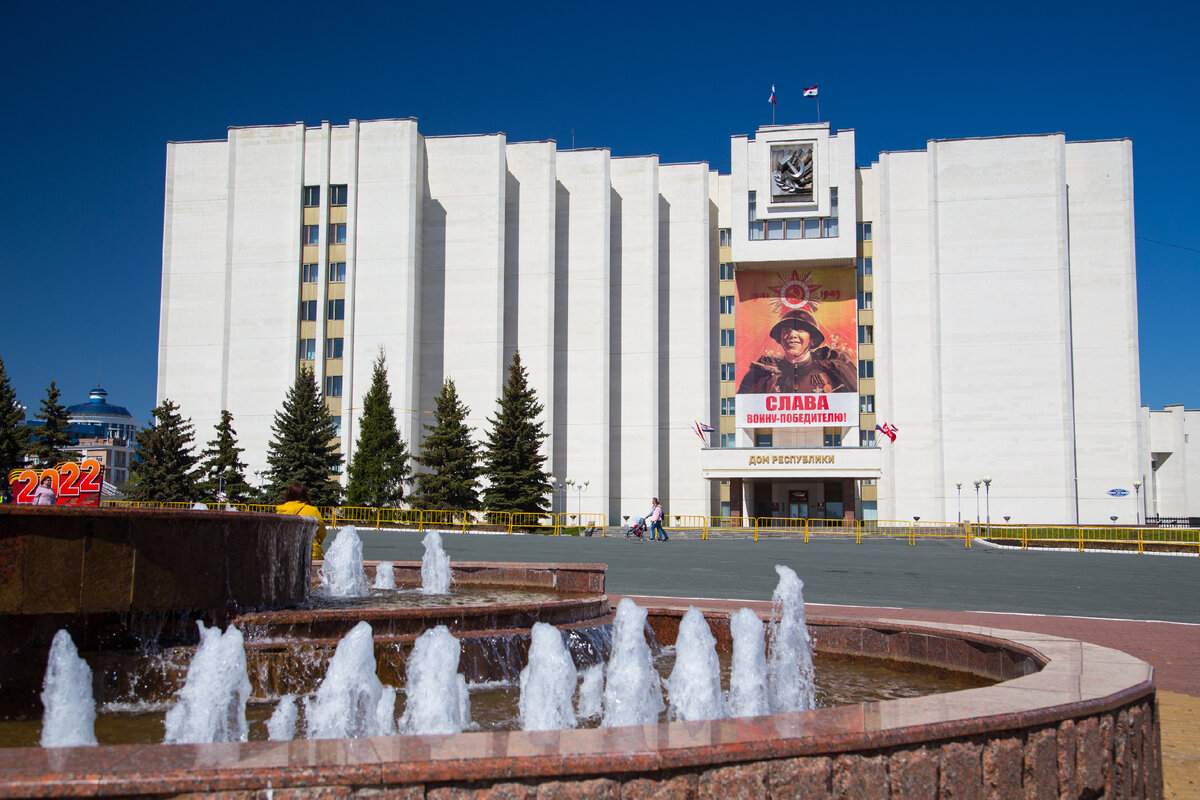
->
769, 85, 777, 105
875, 423, 898, 442
693, 421, 715, 444
803, 85, 818, 97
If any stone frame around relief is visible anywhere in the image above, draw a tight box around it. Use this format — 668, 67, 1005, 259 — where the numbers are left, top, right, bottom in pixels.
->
770, 142, 816, 203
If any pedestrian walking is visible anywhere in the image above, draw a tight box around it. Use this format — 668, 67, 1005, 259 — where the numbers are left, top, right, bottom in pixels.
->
647, 498, 667, 541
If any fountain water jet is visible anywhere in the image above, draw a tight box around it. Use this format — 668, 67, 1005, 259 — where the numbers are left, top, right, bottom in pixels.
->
318, 526, 370, 597
39, 630, 97, 747
766, 564, 815, 712
576, 663, 603, 720
400, 625, 469, 735
373, 561, 396, 590
519, 622, 577, 731
601, 598, 663, 727
163, 622, 251, 744
665, 606, 724, 721
420, 531, 451, 594
726, 607, 768, 717
266, 694, 298, 741
304, 621, 394, 738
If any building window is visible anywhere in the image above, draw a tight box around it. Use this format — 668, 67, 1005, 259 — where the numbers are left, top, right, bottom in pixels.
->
720, 362, 735, 381
328, 299, 345, 320
719, 229, 732, 247
859, 360, 874, 379
860, 429, 876, 447
719, 262, 734, 280
328, 261, 346, 282
784, 219, 802, 239
303, 225, 319, 245
303, 186, 320, 207
857, 222, 872, 242
857, 291, 873, 310
766, 220, 784, 240
298, 338, 316, 360
755, 433, 773, 447
860, 394, 875, 413
803, 218, 821, 238
332, 416, 342, 437
329, 223, 347, 244
823, 217, 839, 237
330, 185, 348, 206
326, 337, 344, 359
720, 397, 735, 416
719, 295, 735, 314
830, 187, 838, 215
824, 431, 842, 448
720, 433, 736, 448
858, 325, 873, 344
302, 263, 319, 283
720, 328, 735, 347
325, 376, 343, 397
300, 300, 317, 321
857, 257, 873, 277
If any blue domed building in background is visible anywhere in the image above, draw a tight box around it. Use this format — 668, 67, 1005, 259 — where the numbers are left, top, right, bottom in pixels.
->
65, 386, 139, 487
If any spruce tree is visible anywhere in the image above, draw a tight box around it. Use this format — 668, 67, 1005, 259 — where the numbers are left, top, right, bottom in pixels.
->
196, 410, 254, 504
125, 399, 201, 501
410, 378, 481, 513
481, 351, 552, 515
346, 352, 411, 508
0, 357, 29, 483
264, 366, 343, 506
29, 382, 75, 466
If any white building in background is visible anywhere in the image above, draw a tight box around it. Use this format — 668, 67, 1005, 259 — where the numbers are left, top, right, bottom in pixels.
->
158, 118, 1188, 525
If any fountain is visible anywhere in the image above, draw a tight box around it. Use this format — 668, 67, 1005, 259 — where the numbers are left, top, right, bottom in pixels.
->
38, 631, 96, 748
0, 504, 1164, 798
162, 621, 252, 744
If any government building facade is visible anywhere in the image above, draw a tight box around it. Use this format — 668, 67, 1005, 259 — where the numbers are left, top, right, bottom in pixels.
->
158, 118, 1187, 526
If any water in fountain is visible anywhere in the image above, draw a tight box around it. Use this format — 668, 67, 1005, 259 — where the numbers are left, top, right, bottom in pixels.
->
399, 625, 469, 734
318, 526, 370, 597
373, 561, 396, 590
163, 622, 251, 744
766, 564, 815, 712
304, 621, 394, 738
727, 607, 769, 717
39, 630, 97, 747
601, 598, 663, 727
576, 663, 604, 720
519, 622, 577, 731
420, 531, 451, 594
191, 501, 209, 510
665, 606, 724, 721
266, 694, 298, 741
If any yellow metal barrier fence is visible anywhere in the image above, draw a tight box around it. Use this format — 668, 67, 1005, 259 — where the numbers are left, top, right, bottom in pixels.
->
554, 513, 607, 536
971, 523, 1200, 554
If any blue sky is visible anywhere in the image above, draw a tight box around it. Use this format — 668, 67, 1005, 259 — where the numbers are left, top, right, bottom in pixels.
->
2, 0, 1197, 426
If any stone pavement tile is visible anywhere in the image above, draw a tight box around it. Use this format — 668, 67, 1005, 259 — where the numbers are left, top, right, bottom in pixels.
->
1160, 691, 1200, 800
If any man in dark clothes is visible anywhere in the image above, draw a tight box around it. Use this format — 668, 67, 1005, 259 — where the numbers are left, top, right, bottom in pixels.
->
738, 308, 858, 394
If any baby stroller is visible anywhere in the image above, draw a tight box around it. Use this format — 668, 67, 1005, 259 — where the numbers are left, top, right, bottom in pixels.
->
625, 516, 647, 540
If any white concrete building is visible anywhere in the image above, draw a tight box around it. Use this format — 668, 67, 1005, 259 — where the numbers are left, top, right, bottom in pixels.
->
158, 118, 1184, 525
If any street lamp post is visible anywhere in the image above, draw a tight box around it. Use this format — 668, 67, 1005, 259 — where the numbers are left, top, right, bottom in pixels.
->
565, 478, 589, 523
1133, 480, 1142, 525
955, 482, 962, 524
982, 476, 992, 527
973, 480, 981, 524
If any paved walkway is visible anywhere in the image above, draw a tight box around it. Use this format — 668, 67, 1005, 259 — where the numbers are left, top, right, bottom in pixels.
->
355, 528, 1200, 797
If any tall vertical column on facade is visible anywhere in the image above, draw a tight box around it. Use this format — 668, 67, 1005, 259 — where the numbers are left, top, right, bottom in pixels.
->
659, 164, 713, 519
503, 141, 559, 468
307, 122, 332, 413
553, 149, 612, 517
609, 156, 660, 520
346, 119, 423, 449
420, 134, 508, 446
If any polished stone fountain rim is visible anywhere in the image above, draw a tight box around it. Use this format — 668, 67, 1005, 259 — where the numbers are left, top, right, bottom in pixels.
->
0, 608, 1154, 798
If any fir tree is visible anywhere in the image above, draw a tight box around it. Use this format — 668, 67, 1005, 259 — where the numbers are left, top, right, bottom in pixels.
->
125, 399, 201, 501
264, 366, 343, 506
346, 352, 411, 508
0, 357, 29, 484
481, 351, 552, 515
29, 382, 75, 466
410, 378, 481, 513
196, 410, 254, 504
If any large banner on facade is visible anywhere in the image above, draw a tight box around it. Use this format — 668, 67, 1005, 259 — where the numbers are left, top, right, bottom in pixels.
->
734, 268, 859, 428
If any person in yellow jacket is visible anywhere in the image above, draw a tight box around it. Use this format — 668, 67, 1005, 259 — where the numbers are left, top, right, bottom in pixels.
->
276, 483, 327, 560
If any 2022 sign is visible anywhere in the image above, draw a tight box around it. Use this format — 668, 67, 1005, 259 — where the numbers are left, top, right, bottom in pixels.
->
7, 459, 105, 506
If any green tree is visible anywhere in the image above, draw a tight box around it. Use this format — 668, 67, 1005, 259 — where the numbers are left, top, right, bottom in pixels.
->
264, 366, 343, 506
29, 381, 75, 466
481, 351, 552, 515
409, 378, 481, 513
346, 352, 411, 508
196, 410, 254, 504
0, 357, 29, 484
125, 399, 201, 501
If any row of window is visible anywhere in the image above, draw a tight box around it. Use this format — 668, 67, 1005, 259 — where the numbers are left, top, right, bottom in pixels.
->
301, 299, 346, 321
299, 338, 345, 360
748, 189, 839, 241
303, 185, 348, 208
302, 262, 347, 283
303, 223, 347, 245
